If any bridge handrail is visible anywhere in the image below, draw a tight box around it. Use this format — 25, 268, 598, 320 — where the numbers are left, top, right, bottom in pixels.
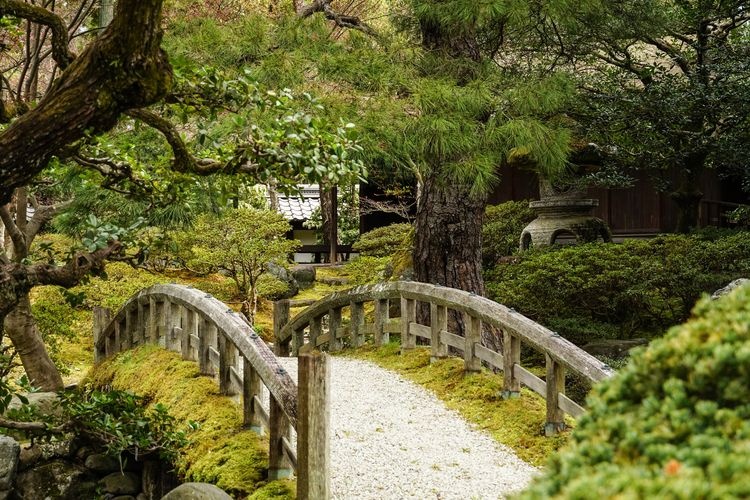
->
94, 284, 301, 478
275, 281, 615, 435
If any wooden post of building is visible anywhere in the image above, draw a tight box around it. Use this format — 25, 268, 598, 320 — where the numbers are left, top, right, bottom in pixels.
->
93, 306, 111, 363
430, 303, 448, 362
328, 308, 342, 352
375, 299, 389, 346
273, 300, 291, 356
545, 354, 566, 436
400, 297, 416, 353
502, 331, 521, 398
463, 312, 481, 372
350, 302, 364, 348
297, 352, 330, 500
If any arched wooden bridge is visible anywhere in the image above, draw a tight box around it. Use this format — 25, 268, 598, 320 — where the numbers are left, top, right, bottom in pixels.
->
94, 281, 614, 499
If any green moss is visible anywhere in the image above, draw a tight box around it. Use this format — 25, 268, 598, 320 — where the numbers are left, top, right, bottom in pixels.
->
85, 345, 294, 498
343, 343, 569, 466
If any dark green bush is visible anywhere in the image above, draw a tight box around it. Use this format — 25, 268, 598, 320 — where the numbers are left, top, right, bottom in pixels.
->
486, 231, 750, 344
482, 200, 536, 265
352, 223, 413, 257
519, 284, 750, 499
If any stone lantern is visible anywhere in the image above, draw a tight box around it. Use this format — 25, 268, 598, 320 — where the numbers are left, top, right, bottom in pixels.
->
520, 179, 611, 250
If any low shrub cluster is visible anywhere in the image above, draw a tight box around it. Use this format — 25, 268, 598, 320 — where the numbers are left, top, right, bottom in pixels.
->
486, 230, 750, 345
347, 223, 413, 284
520, 284, 750, 498
482, 200, 536, 265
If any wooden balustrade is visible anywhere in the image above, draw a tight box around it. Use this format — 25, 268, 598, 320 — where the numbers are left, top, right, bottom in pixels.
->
275, 281, 615, 435
94, 285, 329, 499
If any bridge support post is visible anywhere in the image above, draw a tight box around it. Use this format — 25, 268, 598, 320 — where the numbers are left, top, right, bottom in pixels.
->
463, 312, 481, 372
350, 302, 364, 348
148, 297, 158, 344
243, 357, 263, 433
268, 397, 292, 480
375, 299, 389, 346
273, 300, 291, 356
401, 298, 416, 353
430, 303, 448, 362
93, 306, 111, 362
545, 354, 566, 436
328, 308, 342, 352
502, 331, 521, 399
297, 352, 330, 500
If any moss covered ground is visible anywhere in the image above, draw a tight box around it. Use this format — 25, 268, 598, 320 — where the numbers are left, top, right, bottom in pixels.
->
85, 345, 294, 499
343, 342, 570, 466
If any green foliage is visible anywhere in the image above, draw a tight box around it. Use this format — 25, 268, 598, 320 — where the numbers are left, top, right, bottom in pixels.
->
61, 389, 195, 463
343, 256, 391, 286
352, 223, 413, 257
178, 208, 299, 320
519, 284, 750, 498
486, 232, 750, 345
482, 201, 536, 265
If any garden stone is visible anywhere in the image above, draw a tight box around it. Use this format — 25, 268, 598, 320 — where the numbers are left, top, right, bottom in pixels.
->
6, 391, 61, 417
266, 262, 299, 298
85, 452, 122, 473
15, 459, 97, 499
292, 264, 316, 288
18, 444, 42, 471
711, 278, 750, 300
0, 436, 19, 497
100, 471, 141, 495
162, 483, 232, 500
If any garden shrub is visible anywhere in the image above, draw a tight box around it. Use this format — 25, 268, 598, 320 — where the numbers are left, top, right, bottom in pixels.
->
344, 256, 391, 285
519, 284, 750, 499
352, 223, 413, 258
485, 231, 750, 345
482, 200, 536, 265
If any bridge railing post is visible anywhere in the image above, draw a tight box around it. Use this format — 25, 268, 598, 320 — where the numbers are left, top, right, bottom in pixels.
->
374, 299, 389, 346
328, 307, 343, 352
297, 352, 330, 500
545, 354, 566, 436
268, 396, 292, 480
243, 357, 263, 433
147, 297, 158, 344
273, 300, 291, 356
349, 302, 364, 348
463, 312, 481, 372
430, 303, 448, 362
308, 316, 322, 351
502, 331, 521, 398
93, 306, 111, 363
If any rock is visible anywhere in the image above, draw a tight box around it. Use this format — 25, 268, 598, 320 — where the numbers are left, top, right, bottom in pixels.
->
266, 262, 299, 298
85, 452, 122, 473
18, 444, 42, 471
0, 436, 19, 495
711, 278, 750, 300
15, 459, 97, 499
137, 494, 148, 500
292, 264, 317, 288
6, 392, 61, 418
162, 483, 233, 500
112, 496, 136, 500
100, 471, 141, 495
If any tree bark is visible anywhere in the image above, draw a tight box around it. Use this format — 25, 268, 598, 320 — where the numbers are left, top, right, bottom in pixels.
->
3, 295, 63, 391
414, 176, 486, 331
0, 0, 170, 204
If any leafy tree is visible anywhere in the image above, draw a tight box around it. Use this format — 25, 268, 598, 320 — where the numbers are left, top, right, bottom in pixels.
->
179, 208, 300, 323
548, 0, 750, 232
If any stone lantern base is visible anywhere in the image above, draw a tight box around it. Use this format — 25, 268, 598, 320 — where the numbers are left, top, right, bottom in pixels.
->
520, 198, 612, 250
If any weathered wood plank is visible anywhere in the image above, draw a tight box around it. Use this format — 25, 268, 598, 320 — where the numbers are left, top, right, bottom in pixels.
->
375, 298, 389, 346
282, 436, 298, 471
269, 396, 292, 479
559, 394, 585, 418
208, 346, 220, 367
463, 312, 481, 372
93, 306, 111, 362
401, 297, 417, 352
218, 333, 237, 396
545, 354, 566, 436
503, 331, 521, 397
297, 353, 330, 500
410, 322, 431, 340
440, 331, 465, 351
148, 297, 159, 344
349, 301, 365, 348
199, 321, 216, 376
273, 300, 291, 356
252, 395, 270, 428
229, 365, 242, 393
514, 364, 546, 396
309, 316, 322, 349
430, 303, 448, 362
474, 344, 504, 371
328, 307, 343, 352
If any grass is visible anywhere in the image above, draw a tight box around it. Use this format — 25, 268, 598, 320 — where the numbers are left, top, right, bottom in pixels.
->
85, 345, 295, 499
342, 342, 572, 467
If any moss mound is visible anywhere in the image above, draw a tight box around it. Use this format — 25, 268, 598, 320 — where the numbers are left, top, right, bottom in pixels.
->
520, 285, 750, 498
85, 345, 294, 499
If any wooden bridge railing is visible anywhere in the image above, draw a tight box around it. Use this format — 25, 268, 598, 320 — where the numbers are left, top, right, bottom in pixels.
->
275, 281, 615, 436
93, 284, 329, 498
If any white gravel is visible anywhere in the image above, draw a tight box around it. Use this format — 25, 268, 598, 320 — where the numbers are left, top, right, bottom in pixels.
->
275, 357, 537, 499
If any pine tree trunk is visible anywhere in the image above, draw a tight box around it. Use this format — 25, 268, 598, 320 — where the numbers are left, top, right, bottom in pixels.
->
414, 175, 486, 332
3, 295, 63, 391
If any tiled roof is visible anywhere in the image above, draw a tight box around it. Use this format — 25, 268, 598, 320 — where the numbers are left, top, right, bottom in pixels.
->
273, 186, 320, 222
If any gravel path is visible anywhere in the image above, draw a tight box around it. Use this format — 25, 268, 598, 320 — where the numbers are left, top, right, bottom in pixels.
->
275, 357, 536, 499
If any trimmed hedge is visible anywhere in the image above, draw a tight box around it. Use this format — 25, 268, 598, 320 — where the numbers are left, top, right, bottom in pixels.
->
519, 284, 750, 499
486, 231, 750, 344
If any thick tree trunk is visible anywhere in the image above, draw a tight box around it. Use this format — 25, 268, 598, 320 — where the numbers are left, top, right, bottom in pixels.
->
4, 295, 63, 391
414, 175, 486, 332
